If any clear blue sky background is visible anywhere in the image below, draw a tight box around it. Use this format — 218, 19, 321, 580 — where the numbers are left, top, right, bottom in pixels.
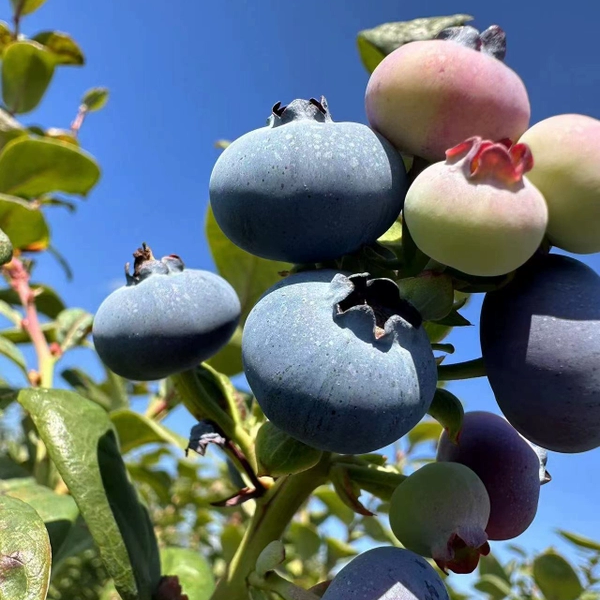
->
9, 0, 600, 592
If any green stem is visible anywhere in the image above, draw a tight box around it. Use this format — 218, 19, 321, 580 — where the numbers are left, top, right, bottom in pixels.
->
437, 357, 486, 381
248, 571, 320, 600
171, 369, 256, 470
210, 453, 331, 600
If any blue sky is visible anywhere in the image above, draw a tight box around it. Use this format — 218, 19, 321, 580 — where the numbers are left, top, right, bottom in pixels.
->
9, 0, 600, 591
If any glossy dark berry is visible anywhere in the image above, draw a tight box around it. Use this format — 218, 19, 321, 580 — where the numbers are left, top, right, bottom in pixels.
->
321, 546, 450, 600
437, 411, 546, 540
480, 254, 600, 453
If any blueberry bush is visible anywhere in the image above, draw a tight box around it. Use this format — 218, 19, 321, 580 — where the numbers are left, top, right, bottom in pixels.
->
0, 4, 598, 600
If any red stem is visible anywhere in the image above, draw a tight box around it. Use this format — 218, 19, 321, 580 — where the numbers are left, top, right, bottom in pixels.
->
3, 258, 54, 387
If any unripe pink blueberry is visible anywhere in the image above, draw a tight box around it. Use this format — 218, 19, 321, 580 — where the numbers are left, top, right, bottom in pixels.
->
365, 39, 531, 161
518, 114, 600, 254
403, 137, 548, 276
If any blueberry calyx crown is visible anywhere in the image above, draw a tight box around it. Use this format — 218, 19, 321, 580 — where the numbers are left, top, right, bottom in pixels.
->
124, 242, 185, 286
446, 136, 533, 187
267, 96, 333, 128
436, 24, 506, 61
336, 273, 423, 339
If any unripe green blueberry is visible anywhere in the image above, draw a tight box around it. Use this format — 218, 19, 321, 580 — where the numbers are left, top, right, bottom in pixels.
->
518, 113, 600, 254
403, 137, 548, 276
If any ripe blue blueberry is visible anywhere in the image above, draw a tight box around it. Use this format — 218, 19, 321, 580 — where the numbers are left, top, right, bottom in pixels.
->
242, 270, 437, 454
93, 244, 241, 381
209, 97, 407, 263
321, 546, 450, 600
480, 254, 600, 453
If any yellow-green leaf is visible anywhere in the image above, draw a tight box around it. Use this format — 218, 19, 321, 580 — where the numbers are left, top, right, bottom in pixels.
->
533, 551, 583, 600
357, 14, 474, 73
10, 0, 48, 16
0, 194, 49, 251
0, 495, 51, 600
0, 137, 100, 197
2, 41, 54, 114
82, 87, 109, 112
0, 21, 13, 54
32, 31, 84, 66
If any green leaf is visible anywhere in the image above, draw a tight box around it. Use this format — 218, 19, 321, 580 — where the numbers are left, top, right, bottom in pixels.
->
0, 495, 51, 600
473, 574, 512, 599
0, 321, 55, 344
427, 388, 464, 444
432, 309, 472, 327
399, 215, 429, 278
31, 31, 84, 66
110, 409, 187, 454
37, 195, 77, 212
361, 516, 397, 544
0, 107, 26, 151
407, 420, 443, 449
55, 308, 93, 351
0, 454, 29, 478
0, 228, 12, 265
256, 421, 322, 477
160, 547, 215, 600
357, 14, 474, 73
206, 204, 291, 323
0, 334, 27, 377
82, 87, 109, 112
255, 540, 286, 577
314, 487, 355, 525
356, 35, 386, 75
330, 464, 373, 517
126, 464, 172, 505
10, 0, 48, 16
2, 41, 54, 114
479, 553, 512, 584
340, 462, 405, 502
533, 551, 583, 600
557, 530, 600, 552
206, 324, 243, 376
0, 137, 100, 197
0, 299, 20, 325
0, 194, 49, 251
0, 478, 78, 558
18, 388, 161, 600
325, 537, 358, 562
398, 271, 454, 321
287, 522, 321, 562
0, 283, 65, 318
221, 524, 244, 563
61, 368, 113, 411
0, 21, 12, 54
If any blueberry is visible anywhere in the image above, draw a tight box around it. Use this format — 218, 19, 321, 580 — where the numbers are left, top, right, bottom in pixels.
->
437, 411, 545, 541
321, 546, 450, 600
209, 97, 407, 263
480, 254, 600, 453
242, 270, 437, 454
93, 244, 241, 381
389, 462, 491, 574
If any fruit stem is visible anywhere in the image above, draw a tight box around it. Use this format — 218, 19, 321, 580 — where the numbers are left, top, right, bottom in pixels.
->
437, 357, 486, 381
210, 453, 331, 600
2, 257, 55, 388
247, 571, 320, 600
171, 369, 257, 471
